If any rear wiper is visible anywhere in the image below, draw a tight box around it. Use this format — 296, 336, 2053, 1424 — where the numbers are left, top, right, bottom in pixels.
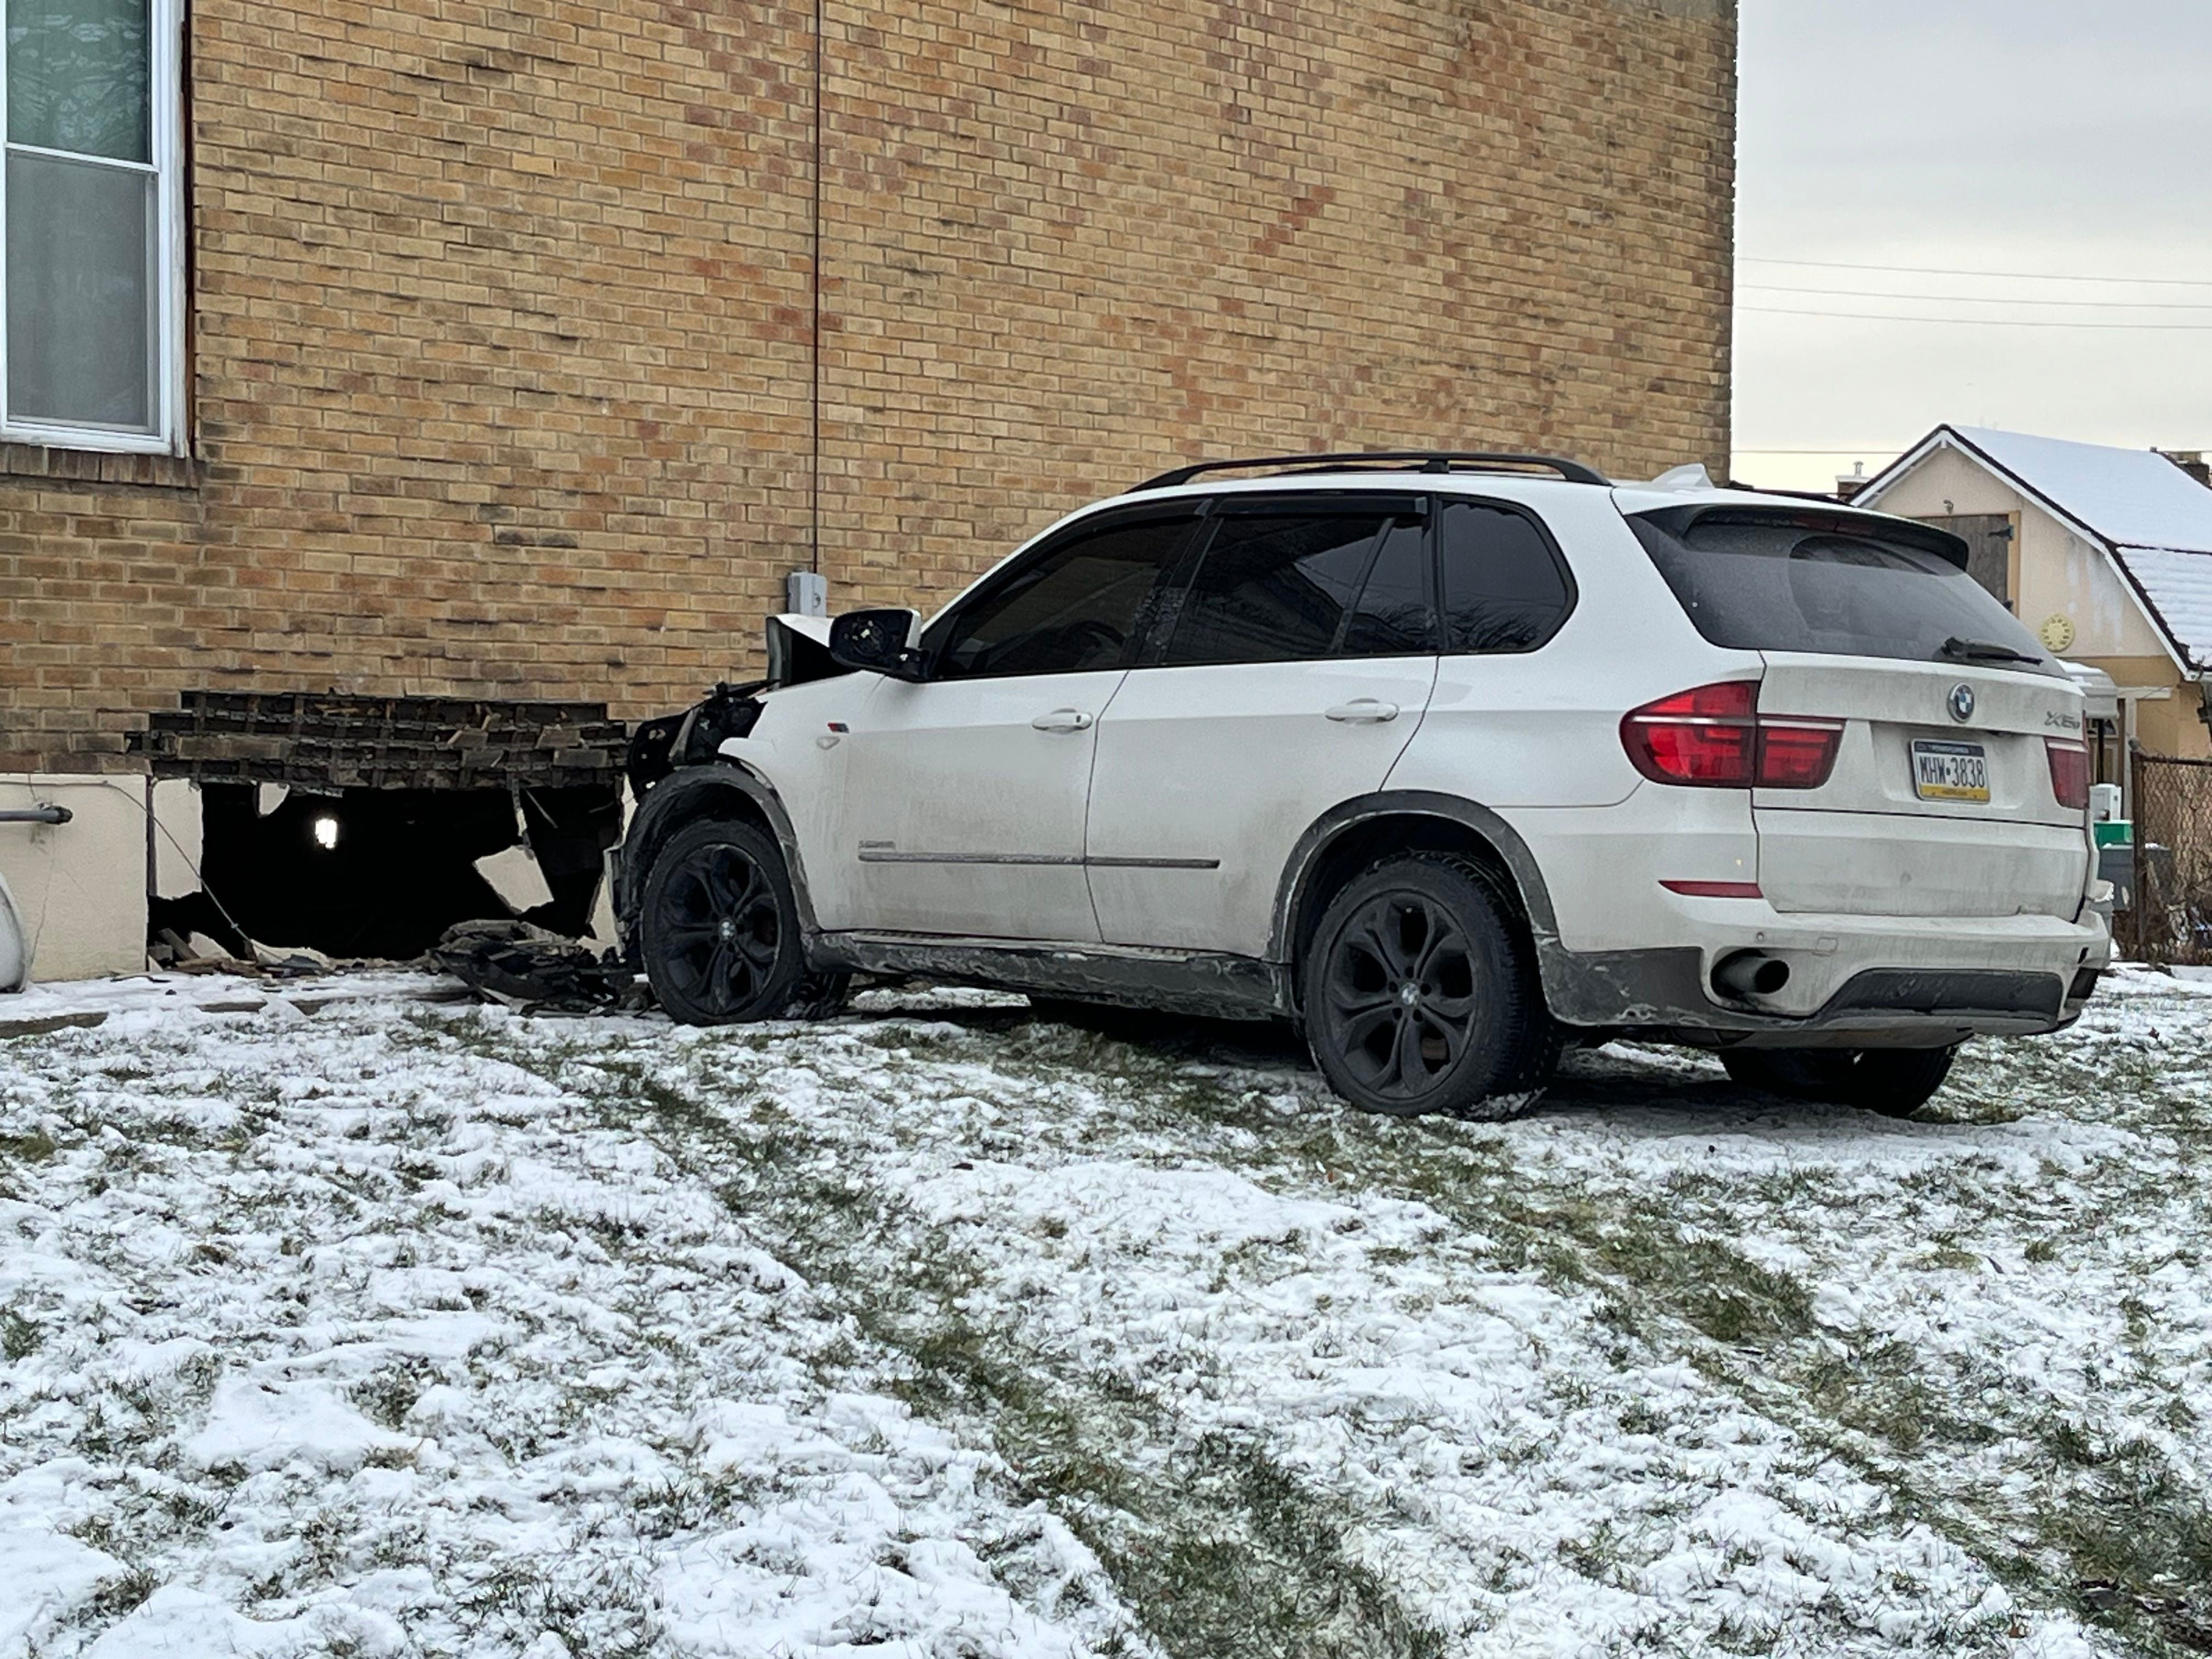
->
1937, 635, 2042, 666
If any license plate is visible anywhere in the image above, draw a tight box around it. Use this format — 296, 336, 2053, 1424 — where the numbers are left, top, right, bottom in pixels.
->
1913, 739, 1990, 803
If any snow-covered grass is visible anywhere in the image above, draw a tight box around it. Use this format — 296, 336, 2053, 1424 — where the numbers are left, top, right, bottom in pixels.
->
4, 968, 2212, 1656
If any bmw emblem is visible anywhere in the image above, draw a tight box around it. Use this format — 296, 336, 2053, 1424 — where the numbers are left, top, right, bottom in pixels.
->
1948, 683, 1977, 723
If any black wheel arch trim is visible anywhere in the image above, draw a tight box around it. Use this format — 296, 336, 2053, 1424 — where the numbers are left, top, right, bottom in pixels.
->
1270, 790, 1564, 966
618, 762, 821, 942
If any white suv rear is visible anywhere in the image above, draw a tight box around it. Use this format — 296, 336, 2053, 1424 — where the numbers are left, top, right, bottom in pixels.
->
616, 452, 2109, 1118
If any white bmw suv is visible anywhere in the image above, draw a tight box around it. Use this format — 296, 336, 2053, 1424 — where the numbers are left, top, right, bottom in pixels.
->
616, 452, 2109, 1118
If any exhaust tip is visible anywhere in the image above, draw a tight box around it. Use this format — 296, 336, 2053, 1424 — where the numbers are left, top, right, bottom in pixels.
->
1713, 951, 1790, 1001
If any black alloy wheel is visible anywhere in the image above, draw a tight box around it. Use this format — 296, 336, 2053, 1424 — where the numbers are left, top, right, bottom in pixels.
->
1304, 852, 1556, 1120
639, 818, 847, 1025
1720, 1044, 1959, 1117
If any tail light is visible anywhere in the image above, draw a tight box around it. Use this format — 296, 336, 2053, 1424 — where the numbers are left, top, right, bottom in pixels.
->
1622, 681, 1843, 790
1620, 681, 1756, 785
2046, 739, 2090, 811
1758, 721, 1848, 788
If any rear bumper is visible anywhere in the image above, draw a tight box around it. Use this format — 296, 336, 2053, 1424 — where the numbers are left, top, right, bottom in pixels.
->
1540, 905, 2110, 1046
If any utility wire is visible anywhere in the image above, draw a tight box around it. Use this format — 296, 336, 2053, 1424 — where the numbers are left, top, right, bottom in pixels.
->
1739, 305, 2212, 331
1741, 255, 2212, 291
1741, 282, 2212, 313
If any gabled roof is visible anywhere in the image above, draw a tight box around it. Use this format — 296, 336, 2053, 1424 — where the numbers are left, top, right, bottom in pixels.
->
1940, 427, 2212, 555
2108, 547, 2212, 674
1858, 424, 2212, 673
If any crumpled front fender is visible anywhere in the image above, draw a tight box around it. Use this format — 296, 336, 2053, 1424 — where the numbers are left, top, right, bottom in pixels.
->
615, 762, 818, 949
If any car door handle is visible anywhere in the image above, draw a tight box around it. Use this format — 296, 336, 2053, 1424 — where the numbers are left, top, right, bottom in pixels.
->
1032, 708, 1095, 733
1324, 700, 1400, 724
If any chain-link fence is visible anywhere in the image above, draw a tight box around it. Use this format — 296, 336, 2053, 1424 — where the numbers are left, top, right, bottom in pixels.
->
2122, 754, 2212, 964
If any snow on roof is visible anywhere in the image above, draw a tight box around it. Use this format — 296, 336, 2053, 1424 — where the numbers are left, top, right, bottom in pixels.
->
2108, 544, 2212, 672
1945, 426, 2212, 556
1862, 426, 2212, 672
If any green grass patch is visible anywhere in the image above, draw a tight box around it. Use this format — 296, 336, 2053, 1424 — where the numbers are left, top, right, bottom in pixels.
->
0, 1125, 56, 1163
472, 1022, 1451, 1659
1, 1305, 38, 1361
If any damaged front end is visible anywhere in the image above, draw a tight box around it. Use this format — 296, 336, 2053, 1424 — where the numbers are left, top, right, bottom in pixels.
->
624, 680, 765, 797
612, 613, 851, 962
442, 615, 846, 1011
624, 614, 845, 798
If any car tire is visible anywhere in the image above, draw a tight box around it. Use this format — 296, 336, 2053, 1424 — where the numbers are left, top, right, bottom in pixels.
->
639, 817, 849, 1025
1720, 1045, 1958, 1117
1302, 852, 1558, 1120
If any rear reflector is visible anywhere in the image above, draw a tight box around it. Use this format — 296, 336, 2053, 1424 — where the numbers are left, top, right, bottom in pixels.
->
1621, 681, 1843, 790
2046, 739, 2091, 811
1661, 880, 1764, 899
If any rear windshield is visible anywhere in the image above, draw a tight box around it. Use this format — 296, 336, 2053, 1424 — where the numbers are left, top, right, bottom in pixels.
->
1628, 509, 2061, 676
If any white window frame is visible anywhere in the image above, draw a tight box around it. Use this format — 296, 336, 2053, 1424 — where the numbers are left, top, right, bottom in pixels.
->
0, 0, 186, 456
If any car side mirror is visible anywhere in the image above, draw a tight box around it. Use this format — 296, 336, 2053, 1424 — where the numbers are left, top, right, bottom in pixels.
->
827, 608, 927, 681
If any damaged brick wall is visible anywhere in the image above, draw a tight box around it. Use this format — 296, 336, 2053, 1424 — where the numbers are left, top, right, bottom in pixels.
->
130, 693, 627, 790
0, 0, 1736, 774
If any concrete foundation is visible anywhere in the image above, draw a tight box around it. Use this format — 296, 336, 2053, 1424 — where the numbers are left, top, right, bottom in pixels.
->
0, 775, 150, 984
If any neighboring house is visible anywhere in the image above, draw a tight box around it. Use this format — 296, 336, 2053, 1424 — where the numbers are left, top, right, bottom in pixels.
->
0, 0, 1741, 979
1855, 426, 2212, 792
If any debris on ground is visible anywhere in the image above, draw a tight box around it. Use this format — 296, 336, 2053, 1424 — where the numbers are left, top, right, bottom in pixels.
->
150, 928, 349, 979
427, 918, 644, 1012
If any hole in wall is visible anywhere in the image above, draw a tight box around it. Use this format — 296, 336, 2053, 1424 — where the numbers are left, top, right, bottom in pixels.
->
148, 893, 250, 962
189, 783, 621, 961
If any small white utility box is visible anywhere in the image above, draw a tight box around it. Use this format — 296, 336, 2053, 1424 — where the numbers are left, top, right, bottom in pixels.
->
785, 571, 828, 618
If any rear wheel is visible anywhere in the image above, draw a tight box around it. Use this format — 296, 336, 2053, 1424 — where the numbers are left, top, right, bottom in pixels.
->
639, 818, 849, 1025
1303, 853, 1557, 1120
1720, 1045, 1959, 1117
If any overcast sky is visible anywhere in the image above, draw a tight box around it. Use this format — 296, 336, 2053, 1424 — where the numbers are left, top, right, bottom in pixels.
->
1732, 0, 2212, 490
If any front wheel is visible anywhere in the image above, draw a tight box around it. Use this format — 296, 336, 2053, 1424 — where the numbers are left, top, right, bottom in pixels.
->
1302, 853, 1557, 1120
638, 818, 849, 1025
1720, 1045, 1958, 1117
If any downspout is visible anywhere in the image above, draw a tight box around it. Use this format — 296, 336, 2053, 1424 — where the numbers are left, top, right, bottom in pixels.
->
809, 0, 823, 579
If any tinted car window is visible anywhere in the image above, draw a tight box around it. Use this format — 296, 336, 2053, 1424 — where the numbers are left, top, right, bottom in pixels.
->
1341, 520, 1437, 655
1628, 509, 2062, 674
1162, 512, 1392, 665
933, 517, 1192, 679
1439, 500, 1573, 653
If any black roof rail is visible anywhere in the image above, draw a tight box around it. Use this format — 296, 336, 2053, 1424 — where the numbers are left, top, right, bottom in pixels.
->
1131, 450, 1612, 493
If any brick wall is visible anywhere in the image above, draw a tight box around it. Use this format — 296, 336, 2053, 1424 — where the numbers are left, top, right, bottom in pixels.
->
0, 0, 1736, 773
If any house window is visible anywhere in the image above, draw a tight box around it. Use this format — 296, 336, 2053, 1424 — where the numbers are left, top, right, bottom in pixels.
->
2, 0, 182, 451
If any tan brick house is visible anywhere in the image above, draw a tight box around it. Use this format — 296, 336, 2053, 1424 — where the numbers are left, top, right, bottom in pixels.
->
0, 0, 1738, 978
